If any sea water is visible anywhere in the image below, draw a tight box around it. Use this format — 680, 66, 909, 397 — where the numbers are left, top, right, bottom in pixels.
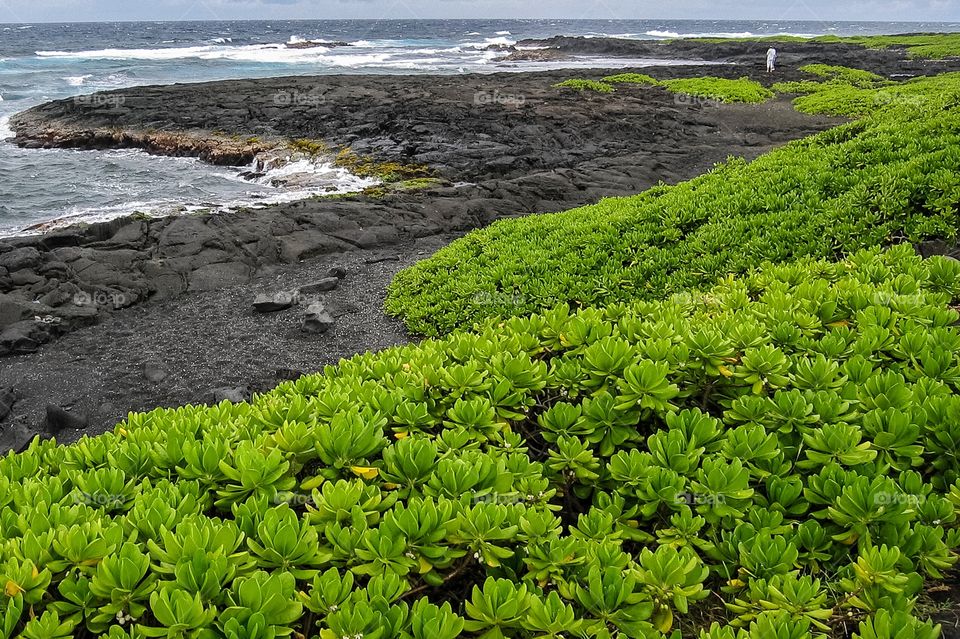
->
1, 19, 958, 235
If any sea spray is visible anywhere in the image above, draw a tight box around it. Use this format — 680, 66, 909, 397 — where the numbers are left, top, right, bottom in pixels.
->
0, 115, 13, 140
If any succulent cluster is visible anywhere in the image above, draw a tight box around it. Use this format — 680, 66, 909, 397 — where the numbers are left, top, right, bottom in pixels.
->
387, 75, 960, 335
687, 33, 960, 60
1, 247, 959, 638
555, 75, 774, 104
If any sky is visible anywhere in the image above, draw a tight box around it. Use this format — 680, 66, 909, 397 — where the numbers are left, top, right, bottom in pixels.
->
1, 0, 959, 23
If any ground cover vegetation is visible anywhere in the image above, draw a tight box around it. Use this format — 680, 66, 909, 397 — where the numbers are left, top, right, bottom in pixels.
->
4, 40, 960, 639
388, 73, 960, 335
2, 248, 960, 637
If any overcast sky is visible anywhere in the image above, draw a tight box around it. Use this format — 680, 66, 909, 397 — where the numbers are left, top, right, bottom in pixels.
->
1, 0, 959, 24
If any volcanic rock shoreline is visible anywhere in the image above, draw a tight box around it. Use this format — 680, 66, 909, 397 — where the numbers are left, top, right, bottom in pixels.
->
2, 36, 958, 449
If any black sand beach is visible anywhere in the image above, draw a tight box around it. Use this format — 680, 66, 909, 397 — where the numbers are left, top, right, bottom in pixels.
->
2, 37, 958, 449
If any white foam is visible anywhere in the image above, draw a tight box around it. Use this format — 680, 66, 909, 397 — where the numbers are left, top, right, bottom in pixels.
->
10, 160, 378, 236
462, 36, 516, 50
642, 29, 818, 39
251, 156, 376, 190
0, 116, 13, 139
64, 74, 93, 86
645, 30, 682, 38
496, 31, 512, 36
34, 44, 408, 66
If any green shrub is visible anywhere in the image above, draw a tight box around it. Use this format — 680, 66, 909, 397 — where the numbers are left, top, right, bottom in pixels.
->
386, 74, 960, 336
1, 247, 958, 637
602, 73, 660, 85
772, 80, 825, 95
798, 64, 886, 88
689, 32, 960, 60
835, 33, 960, 60
659, 77, 775, 104
790, 72, 960, 117
552, 79, 615, 93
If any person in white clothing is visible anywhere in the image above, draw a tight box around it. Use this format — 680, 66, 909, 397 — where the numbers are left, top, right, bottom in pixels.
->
766, 47, 778, 73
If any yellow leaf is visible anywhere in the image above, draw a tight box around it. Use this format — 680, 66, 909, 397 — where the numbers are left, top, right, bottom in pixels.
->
418, 557, 433, 574
394, 431, 409, 440
118, 428, 128, 437
718, 365, 734, 378
727, 578, 745, 588
350, 466, 380, 480
4, 580, 22, 597
654, 606, 673, 633
300, 476, 324, 491
828, 320, 850, 328
383, 483, 400, 490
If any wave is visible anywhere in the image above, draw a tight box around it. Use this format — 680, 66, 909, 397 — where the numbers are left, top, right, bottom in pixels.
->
250, 155, 378, 191
0, 116, 13, 139
64, 74, 93, 86
461, 36, 516, 49
9, 155, 380, 236
211, 37, 233, 44
642, 29, 819, 39
34, 44, 408, 65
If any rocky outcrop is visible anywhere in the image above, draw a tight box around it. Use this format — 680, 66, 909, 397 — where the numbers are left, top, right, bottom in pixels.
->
12, 126, 274, 166
285, 40, 351, 50
501, 48, 570, 63
3, 55, 868, 353
512, 36, 956, 77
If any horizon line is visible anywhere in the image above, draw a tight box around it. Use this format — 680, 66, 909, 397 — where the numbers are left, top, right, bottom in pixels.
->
2, 17, 959, 25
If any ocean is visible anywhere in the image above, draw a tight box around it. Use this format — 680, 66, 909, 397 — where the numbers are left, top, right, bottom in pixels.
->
1, 19, 958, 235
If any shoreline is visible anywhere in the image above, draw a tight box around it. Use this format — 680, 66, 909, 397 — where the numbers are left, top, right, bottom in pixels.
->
4, 36, 954, 238
1, 35, 958, 448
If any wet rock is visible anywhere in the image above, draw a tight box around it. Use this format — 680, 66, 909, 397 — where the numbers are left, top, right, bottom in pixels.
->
501, 49, 569, 62
0, 247, 41, 272
301, 302, 335, 334
10, 270, 44, 286
253, 291, 296, 312
38, 283, 82, 308
106, 220, 148, 247
298, 277, 339, 296
326, 266, 347, 279
44, 404, 89, 434
38, 261, 70, 277
285, 40, 351, 49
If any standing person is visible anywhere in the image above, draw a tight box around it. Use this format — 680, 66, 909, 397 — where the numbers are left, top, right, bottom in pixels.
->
766, 47, 778, 73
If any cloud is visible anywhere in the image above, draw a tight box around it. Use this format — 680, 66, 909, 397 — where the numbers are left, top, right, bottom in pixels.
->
1, 0, 959, 22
